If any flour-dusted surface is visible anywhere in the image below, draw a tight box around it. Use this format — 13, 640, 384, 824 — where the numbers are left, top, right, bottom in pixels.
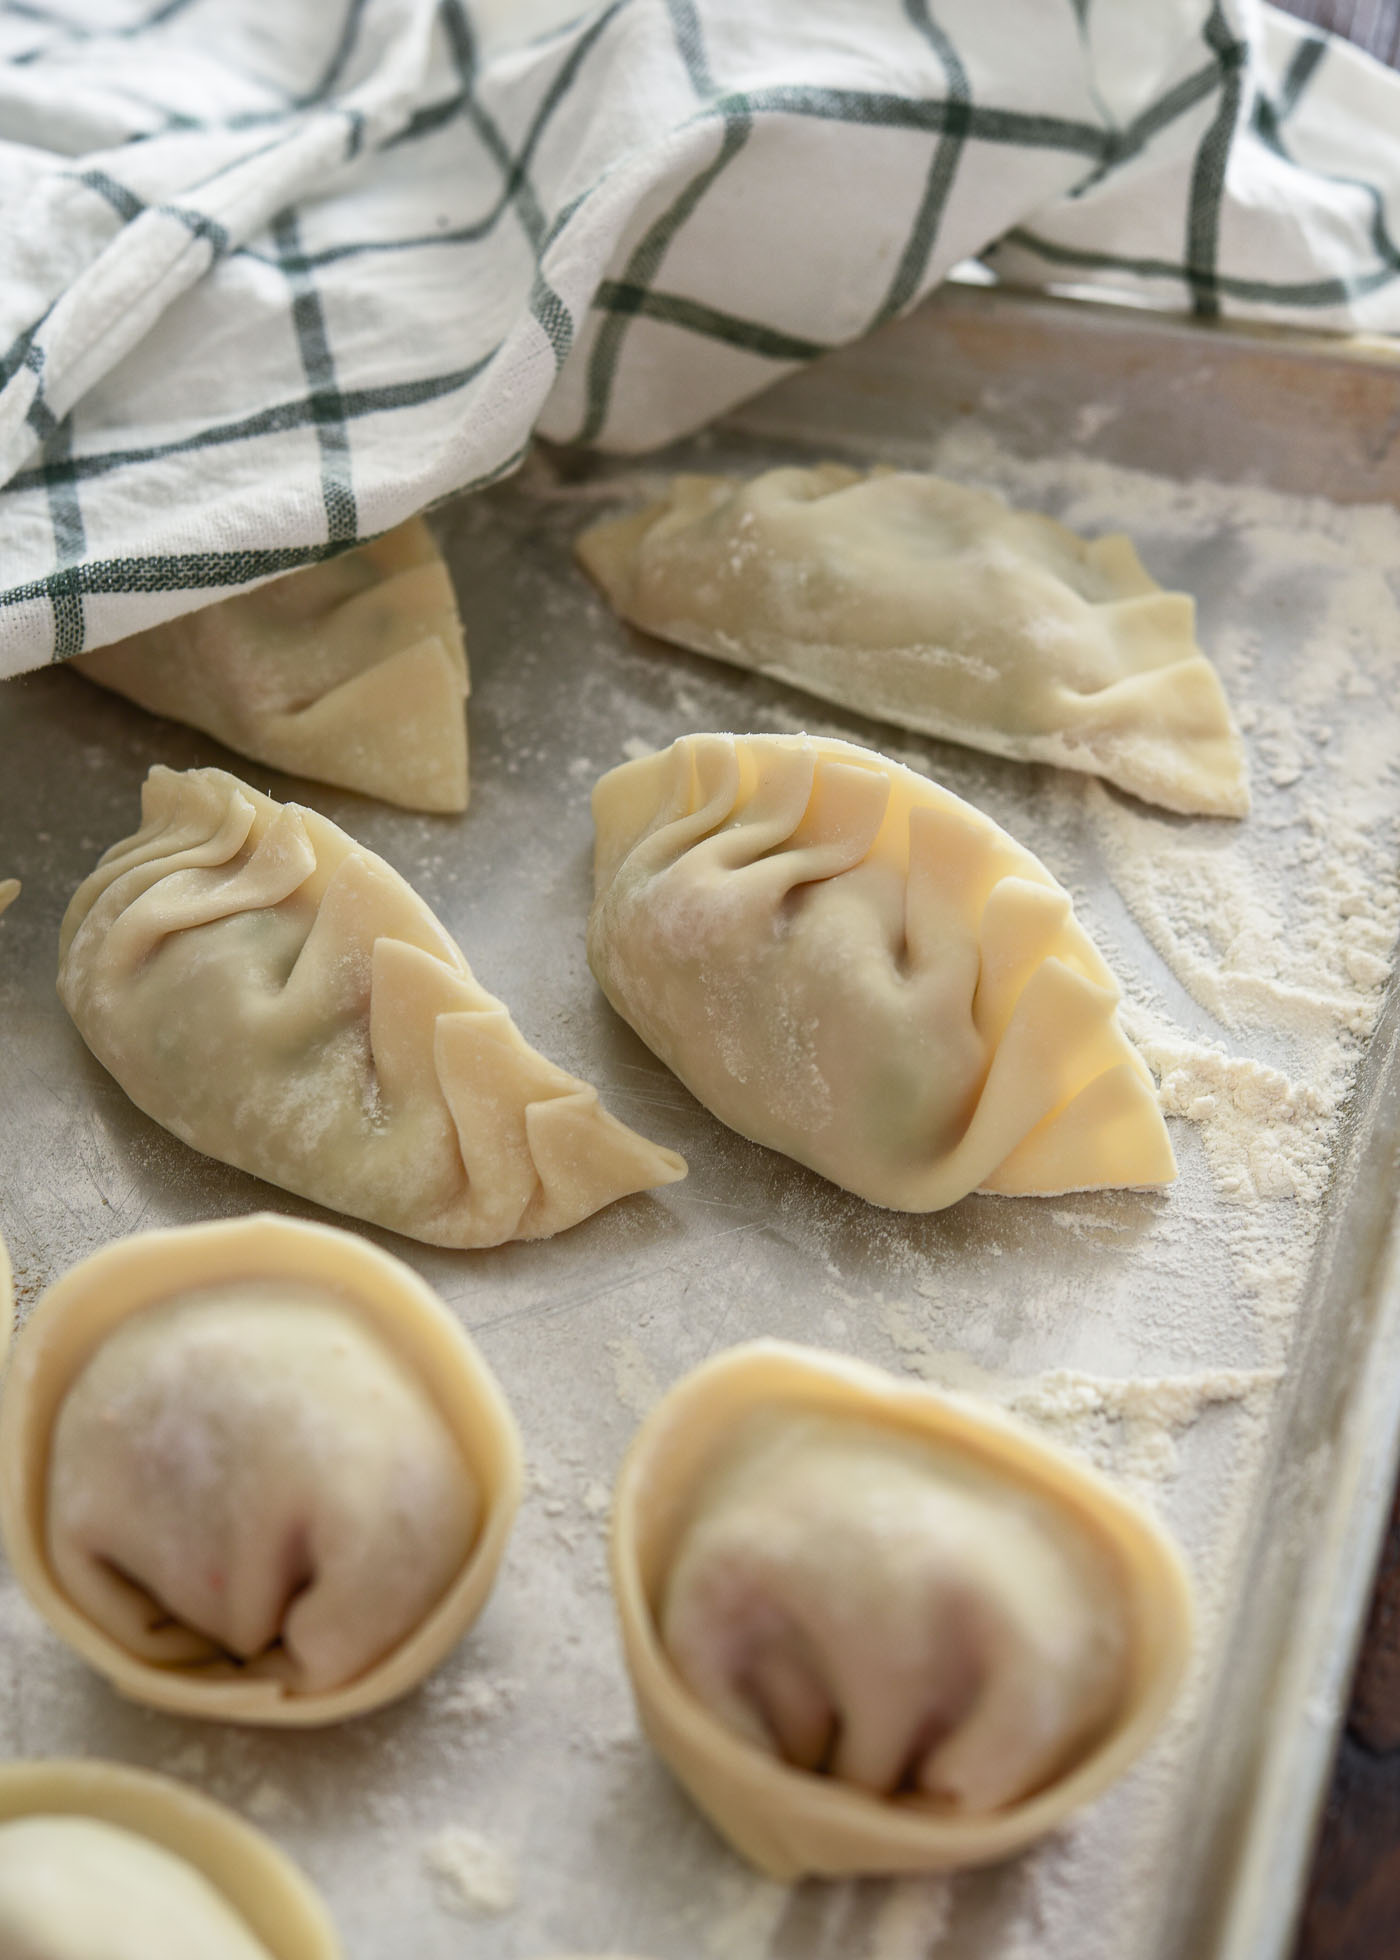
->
0, 289, 1396, 1960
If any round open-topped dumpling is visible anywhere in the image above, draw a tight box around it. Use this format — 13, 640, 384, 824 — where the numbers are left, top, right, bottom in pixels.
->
0, 1214, 522, 1724
611, 1342, 1193, 1878
0, 1757, 339, 1958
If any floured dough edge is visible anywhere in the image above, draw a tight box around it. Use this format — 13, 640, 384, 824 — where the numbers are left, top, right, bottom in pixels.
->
0, 1757, 340, 1959
0, 1213, 523, 1726
58, 766, 687, 1247
611, 1340, 1194, 1880
74, 519, 471, 816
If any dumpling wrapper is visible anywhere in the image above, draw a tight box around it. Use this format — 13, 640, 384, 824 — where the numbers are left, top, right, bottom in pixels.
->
612, 1341, 1194, 1879
0, 1815, 275, 1960
0, 1214, 523, 1724
48, 1285, 477, 1697
0, 1758, 339, 1959
58, 765, 685, 1248
588, 732, 1174, 1211
576, 465, 1249, 819
73, 520, 470, 814
661, 1411, 1127, 1812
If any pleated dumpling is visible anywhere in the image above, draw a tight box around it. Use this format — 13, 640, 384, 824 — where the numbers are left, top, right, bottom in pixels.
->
589, 733, 1174, 1211
58, 765, 685, 1247
73, 519, 471, 814
0, 1758, 339, 1957
0, 1215, 522, 1724
612, 1342, 1193, 1878
576, 466, 1248, 819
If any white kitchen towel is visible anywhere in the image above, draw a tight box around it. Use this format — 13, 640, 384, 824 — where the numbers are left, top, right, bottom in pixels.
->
0, 0, 1395, 675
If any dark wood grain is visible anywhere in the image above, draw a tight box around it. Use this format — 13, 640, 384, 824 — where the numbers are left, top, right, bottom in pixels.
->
1294, 1483, 1400, 1955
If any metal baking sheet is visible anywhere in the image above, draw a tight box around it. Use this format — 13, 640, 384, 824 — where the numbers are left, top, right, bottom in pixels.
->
0, 282, 1397, 1960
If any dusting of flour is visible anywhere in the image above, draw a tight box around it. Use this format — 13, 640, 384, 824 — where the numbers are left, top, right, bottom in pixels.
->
423, 1827, 518, 1917
535, 423, 1400, 1960
5, 412, 1397, 1960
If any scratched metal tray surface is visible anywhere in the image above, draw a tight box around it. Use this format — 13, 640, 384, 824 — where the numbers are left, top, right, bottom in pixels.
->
0, 283, 1398, 1960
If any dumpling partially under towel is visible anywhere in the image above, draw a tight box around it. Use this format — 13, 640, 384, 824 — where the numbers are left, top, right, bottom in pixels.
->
58, 766, 685, 1247
576, 465, 1249, 818
74, 519, 471, 814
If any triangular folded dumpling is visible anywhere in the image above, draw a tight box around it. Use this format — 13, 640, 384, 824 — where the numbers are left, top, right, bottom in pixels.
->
588, 733, 1174, 1210
577, 467, 1249, 819
73, 519, 470, 814
59, 767, 686, 1246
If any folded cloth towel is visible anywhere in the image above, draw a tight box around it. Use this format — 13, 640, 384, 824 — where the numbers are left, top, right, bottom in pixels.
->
0, 0, 1395, 677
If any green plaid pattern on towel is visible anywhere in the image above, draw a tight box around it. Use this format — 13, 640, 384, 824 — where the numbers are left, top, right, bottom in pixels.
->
0, 0, 1394, 675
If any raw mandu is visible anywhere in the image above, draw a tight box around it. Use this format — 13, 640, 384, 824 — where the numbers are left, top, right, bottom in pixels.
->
74, 520, 470, 814
58, 766, 685, 1246
1, 1216, 524, 1725
589, 733, 1175, 1210
0, 1815, 275, 1960
0, 1756, 340, 1958
611, 1342, 1194, 1879
46, 1283, 479, 1697
577, 465, 1249, 819
661, 1410, 1129, 1810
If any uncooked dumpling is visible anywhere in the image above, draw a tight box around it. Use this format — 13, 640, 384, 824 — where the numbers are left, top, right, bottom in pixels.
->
577, 466, 1248, 819
0, 1757, 339, 1958
0, 1815, 274, 1960
58, 765, 685, 1247
0, 1214, 523, 1723
663, 1413, 1126, 1809
74, 519, 470, 813
611, 1342, 1193, 1878
589, 733, 1174, 1210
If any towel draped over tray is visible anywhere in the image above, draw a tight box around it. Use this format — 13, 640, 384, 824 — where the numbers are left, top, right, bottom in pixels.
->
0, 0, 1396, 676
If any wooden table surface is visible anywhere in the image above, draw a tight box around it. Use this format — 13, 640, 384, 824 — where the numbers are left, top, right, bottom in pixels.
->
1248, 10, 1400, 1958
1294, 1487, 1400, 1954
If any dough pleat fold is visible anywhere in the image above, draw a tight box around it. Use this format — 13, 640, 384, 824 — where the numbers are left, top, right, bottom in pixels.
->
59, 766, 685, 1247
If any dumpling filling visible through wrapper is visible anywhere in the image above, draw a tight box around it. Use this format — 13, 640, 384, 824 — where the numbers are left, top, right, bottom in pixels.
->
0, 1214, 524, 1725
610, 1342, 1194, 1879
